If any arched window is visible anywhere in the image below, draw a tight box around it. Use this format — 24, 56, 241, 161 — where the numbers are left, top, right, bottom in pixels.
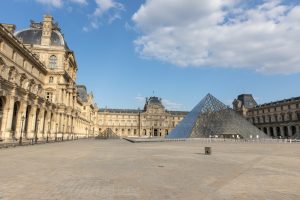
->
49, 55, 57, 69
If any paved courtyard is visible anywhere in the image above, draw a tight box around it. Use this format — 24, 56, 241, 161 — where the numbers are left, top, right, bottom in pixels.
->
0, 139, 299, 200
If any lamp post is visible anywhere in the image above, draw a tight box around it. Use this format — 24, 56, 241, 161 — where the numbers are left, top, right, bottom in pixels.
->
35, 119, 40, 144
19, 115, 25, 145
55, 123, 58, 142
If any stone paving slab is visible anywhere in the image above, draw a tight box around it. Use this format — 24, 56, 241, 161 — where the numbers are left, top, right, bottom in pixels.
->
0, 139, 299, 200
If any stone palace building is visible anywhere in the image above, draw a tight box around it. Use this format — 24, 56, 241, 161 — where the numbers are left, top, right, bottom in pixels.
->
2, 15, 299, 143
0, 15, 99, 143
233, 94, 300, 139
98, 96, 188, 137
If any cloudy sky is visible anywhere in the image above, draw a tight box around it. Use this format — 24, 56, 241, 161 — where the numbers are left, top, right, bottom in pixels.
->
1, 0, 300, 110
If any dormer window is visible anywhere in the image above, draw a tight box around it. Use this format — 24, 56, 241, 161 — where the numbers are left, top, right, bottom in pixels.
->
49, 55, 57, 69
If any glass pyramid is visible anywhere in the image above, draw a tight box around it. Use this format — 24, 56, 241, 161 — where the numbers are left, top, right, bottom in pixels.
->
95, 128, 120, 139
167, 93, 268, 139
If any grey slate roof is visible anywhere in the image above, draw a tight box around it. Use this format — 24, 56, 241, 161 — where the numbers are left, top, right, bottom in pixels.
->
77, 85, 88, 102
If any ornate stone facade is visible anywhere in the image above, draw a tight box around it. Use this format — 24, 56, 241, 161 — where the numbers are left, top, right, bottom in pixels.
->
98, 97, 188, 137
0, 15, 99, 143
233, 94, 300, 139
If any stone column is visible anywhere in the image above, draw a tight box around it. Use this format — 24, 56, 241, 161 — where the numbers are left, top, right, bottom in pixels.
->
58, 113, 62, 138
47, 111, 53, 140
60, 89, 64, 104
65, 91, 68, 106
54, 114, 59, 141
68, 93, 71, 107
49, 112, 54, 138
14, 101, 28, 140
62, 114, 66, 140
2, 95, 16, 141
273, 127, 277, 138
37, 108, 45, 140
67, 115, 70, 139
297, 126, 300, 138
280, 126, 284, 138
288, 126, 292, 137
71, 116, 74, 139
266, 127, 270, 137
27, 105, 37, 139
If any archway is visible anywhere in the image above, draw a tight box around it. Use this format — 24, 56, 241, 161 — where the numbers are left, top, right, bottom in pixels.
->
276, 127, 281, 138
291, 126, 296, 137
263, 127, 267, 134
11, 101, 20, 138
0, 97, 5, 137
154, 129, 158, 136
165, 129, 168, 136
143, 129, 146, 136
24, 105, 31, 138
283, 126, 288, 138
270, 127, 274, 137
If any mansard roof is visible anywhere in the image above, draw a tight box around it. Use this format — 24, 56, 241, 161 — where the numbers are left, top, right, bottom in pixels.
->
252, 96, 300, 109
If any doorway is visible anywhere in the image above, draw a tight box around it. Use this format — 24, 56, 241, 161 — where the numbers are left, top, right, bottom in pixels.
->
154, 129, 158, 136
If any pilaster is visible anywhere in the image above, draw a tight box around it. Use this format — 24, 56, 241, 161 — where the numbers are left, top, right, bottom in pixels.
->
27, 105, 37, 139
37, 108, 46, 140
273, 126, 277, 138
266, 127, 270, 136
280, 126, 284, 137
3, 95, 16, 141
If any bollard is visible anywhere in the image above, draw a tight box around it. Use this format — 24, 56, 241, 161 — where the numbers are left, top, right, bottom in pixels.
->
205, 147, 211, 155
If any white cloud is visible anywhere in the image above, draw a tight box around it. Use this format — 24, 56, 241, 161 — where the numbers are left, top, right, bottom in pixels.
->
82, 26, 89, 32
32, 0, 123, 31
69, 0, 88, 4
35, 0, 87, 8
93, 0, 123, 16
80, 0, 124, 31
162, 99, 183, 111
35, 0, 63, 7
87, 0, 124, 29
132, 0, 300, 74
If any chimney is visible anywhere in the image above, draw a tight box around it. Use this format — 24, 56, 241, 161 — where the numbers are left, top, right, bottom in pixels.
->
2, 24, 16, 34
41, 15, 53, 46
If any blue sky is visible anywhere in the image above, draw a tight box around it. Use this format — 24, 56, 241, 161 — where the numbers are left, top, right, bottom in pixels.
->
1, 0, 300, 111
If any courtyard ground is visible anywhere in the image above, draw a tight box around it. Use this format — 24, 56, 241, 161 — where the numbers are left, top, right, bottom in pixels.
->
0, 139, 299, 200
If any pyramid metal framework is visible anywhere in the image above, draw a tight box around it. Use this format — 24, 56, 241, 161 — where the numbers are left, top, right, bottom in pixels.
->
95, 128, 120, 139
167, 94, 268, 139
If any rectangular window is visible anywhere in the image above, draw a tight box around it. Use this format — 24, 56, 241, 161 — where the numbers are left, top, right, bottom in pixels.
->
49, 76, 54, 83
